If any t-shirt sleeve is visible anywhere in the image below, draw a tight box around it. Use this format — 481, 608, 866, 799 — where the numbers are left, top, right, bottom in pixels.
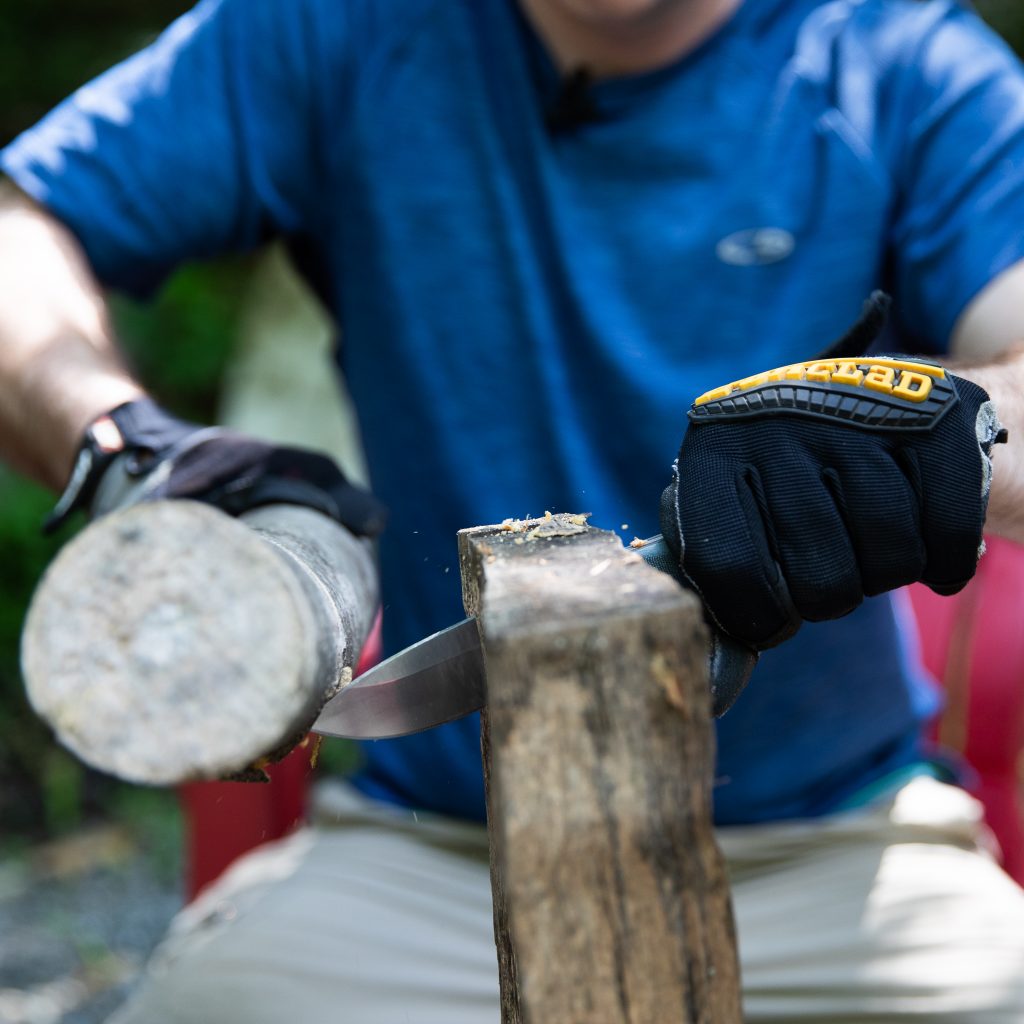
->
1, 0, 349, 296
887, 6, 1024, 350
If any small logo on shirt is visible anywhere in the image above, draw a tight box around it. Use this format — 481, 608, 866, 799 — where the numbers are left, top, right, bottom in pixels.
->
715, 227, 795, 267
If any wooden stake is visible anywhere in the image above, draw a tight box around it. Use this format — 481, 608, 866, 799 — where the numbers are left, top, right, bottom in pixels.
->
459, 514, 741, 1024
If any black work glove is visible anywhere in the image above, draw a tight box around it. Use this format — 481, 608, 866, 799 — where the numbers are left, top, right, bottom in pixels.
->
45, 397, 387, 537
660, 297, 1007, 653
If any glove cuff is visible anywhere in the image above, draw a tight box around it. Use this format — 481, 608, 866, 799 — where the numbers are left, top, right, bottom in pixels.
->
44, 399, 388, 540
43, 398, 196, 534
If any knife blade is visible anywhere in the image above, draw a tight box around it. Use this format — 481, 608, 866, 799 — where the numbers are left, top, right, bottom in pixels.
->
312, 533, 757, 740
313, 616, 485, 739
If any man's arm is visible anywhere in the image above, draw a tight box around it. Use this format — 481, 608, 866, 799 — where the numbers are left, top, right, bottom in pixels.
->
951, 261, 1024, 545
0, 181, 143, 489
0, 180, 387, 537
0, 0, 350, 492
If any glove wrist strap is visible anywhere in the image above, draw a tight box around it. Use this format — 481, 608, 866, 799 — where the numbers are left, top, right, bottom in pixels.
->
43, 399, 193, 534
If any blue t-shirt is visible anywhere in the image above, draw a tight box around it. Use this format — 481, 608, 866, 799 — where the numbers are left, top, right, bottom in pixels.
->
6, 0, 1024, 824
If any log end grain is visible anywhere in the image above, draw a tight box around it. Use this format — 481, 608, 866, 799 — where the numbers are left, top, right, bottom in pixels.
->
21, 501, 328, 785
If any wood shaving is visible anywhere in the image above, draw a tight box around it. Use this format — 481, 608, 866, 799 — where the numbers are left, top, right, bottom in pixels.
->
307, 734, 324, 770
494, 512, 592, 545
519, 512, 592, 542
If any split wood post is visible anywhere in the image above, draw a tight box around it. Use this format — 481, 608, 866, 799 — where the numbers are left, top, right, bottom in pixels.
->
21, 500, 378, 784
459, 514, 741, 1024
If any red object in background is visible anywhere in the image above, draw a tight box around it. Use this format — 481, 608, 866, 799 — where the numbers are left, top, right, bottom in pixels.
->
178, 610, 384, 900
907, 535, 1024, 885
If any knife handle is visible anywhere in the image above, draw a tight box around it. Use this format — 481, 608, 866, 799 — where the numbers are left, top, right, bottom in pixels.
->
637, 534, 758, 717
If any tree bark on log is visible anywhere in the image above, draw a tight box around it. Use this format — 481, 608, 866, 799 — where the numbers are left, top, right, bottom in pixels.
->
21, 500, 378, 785
459, 514, 741, 1024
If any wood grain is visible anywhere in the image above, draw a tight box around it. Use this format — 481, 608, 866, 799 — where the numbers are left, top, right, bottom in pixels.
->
460, 513, 741, 1024
21, 500, 377, 784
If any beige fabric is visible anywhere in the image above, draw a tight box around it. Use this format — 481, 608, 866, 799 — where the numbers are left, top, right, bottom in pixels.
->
109, 777, 1024, 1024
723, 777, 1024, 1022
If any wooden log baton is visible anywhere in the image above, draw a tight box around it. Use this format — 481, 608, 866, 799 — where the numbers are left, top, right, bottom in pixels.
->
21, 499, 378, 785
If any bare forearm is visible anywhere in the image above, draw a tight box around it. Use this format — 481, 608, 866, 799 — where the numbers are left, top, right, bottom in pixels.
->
0, 181, 143, 489
953, 347, 1024, 544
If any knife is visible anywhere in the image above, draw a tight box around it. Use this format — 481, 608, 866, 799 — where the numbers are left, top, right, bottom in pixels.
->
312, 534, 757, 741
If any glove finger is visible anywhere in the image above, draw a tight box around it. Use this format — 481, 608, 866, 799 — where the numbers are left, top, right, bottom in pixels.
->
679, 462, 799, 649
759, 464, 862, 622
158, 433, 272, 499
826, 459, 925, 596
153, 436, 389, 538
238, 475, 388, 536
265, 448, 388, 536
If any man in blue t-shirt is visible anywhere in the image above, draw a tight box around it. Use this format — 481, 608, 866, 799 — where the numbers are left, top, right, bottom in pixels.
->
3, 0, 1024, 1019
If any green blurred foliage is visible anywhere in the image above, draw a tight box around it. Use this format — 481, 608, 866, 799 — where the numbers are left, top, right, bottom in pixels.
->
980, 1, 1024, 53
109, 785, 185, 883
112, 263, 251, 421
0, 1, 193, 144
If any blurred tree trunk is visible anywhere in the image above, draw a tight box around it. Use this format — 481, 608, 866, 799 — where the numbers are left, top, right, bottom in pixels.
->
218, 245, 369, 485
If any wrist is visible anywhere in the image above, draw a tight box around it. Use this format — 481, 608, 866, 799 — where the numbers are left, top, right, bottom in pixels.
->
949, 349, 1024, 543
50, 378, 147, 490
45, 395, 190, 533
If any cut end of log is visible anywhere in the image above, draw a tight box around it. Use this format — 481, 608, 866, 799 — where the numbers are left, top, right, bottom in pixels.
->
21, 501, 346, 785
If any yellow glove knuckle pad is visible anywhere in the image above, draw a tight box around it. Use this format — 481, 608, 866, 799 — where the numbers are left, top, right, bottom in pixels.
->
690, 358, 957, 431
